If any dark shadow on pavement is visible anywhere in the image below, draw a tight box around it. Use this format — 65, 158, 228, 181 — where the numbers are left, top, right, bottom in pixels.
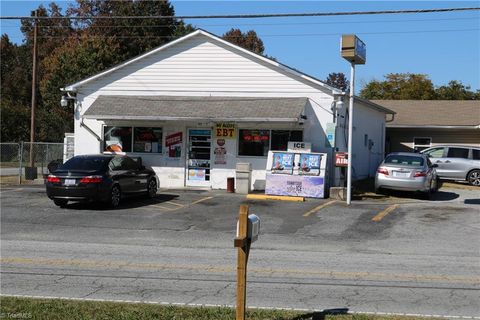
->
64, 193, 180, 211
465, 198, 480, 205
291, 308, 349, 320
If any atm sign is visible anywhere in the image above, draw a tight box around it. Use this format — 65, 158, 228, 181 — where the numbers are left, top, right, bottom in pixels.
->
335, 152, 348, 167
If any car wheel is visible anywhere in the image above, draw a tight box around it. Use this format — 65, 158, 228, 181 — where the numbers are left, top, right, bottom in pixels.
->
422, 181, 433, 200
53, 199, 68, 207
147, 178, 157, 198
467, 170, 480, 186
109, 185, 121, 208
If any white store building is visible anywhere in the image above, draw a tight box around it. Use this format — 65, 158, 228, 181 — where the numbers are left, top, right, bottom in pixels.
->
63, 29, 394, 191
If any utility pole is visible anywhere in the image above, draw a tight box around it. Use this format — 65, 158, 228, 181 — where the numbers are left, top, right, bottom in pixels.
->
28, 10, 38, 175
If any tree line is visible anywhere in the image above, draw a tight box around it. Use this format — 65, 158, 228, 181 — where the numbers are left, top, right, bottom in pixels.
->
1, 1, 478, 143
0, 0, 265, 143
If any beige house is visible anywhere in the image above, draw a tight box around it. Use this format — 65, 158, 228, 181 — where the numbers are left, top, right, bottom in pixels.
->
372, 100, 480, 153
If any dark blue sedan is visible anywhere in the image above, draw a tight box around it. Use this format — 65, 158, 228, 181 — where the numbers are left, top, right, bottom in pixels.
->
46, 155, 158, 208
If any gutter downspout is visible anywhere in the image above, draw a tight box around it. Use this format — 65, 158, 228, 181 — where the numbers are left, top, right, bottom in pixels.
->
80, 117, 102, 142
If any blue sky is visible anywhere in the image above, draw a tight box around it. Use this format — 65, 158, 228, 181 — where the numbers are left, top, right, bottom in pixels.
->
1, 1, 479, 91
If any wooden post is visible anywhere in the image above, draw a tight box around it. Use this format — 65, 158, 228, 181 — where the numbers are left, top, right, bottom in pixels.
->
234, 205, 250, 320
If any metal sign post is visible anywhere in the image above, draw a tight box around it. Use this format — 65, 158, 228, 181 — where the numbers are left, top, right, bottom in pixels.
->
346, 63, 355, 205
340, 34, 366, 205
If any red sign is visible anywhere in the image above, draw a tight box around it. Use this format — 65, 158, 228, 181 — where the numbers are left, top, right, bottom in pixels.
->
165, 132, 182, 147
335, 152, 348, 167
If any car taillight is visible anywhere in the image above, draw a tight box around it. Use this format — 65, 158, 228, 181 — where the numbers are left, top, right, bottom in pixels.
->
79, 175, 103, 184
47, 175, 61, 183
414, 171, 427, 177
377, 167, 389, 175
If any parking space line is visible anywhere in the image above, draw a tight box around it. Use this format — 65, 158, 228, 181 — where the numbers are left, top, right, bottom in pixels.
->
164, 201, 185, 207
147, 204, 177, 211
303, 200, 337, 217
190, 196, 214, 205
372, 204, 399, 222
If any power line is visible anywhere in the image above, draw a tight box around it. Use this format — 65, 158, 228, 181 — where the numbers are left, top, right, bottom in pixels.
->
1, 7, 479, 20
31, 28, 480, 39
1, 16, 478, 29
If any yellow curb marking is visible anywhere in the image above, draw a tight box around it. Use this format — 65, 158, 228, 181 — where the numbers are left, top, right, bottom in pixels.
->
246, 194, 304, 202
372, 204, 399, 222
303, 200, 337, 217
2, 257, 478, 284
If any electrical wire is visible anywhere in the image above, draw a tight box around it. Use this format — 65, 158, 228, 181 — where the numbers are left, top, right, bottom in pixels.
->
30, 28, 480, 39
1, 16, 478, 28
1, 7, 479, 20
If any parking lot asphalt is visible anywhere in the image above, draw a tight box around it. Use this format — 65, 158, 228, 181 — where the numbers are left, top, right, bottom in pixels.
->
1, 184, 479, 317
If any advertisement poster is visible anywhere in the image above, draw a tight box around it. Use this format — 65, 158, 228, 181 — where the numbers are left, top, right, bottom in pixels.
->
265, 174, 324, 198
188, 169, 206, 181
165, 132, 182, 158
215, 123, 236, 139
214, 139, 227, 165
298, 154, 321, 175
271, 152, 294, 174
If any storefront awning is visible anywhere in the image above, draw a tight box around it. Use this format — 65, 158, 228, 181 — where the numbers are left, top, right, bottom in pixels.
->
83, 96, 308, 122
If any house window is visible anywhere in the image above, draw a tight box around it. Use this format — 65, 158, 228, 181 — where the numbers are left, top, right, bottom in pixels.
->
133, 127, 162, 153
413, 137, 431, 152
238, 129, 303, 156
238, 130, 270, 156
104, 126, 132, 152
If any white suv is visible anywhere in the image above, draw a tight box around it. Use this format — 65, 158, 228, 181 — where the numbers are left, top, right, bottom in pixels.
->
421, 146, 480, 186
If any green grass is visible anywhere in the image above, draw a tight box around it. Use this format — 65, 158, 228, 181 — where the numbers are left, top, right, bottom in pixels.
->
0, 297, 441, 320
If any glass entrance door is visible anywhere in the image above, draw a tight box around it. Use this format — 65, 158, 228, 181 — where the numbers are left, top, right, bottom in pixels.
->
186, 129, 211, 187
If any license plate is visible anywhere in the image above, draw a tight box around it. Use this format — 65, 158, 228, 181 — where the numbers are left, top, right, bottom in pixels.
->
64, 179, 76, 186
393, 171, 409, 178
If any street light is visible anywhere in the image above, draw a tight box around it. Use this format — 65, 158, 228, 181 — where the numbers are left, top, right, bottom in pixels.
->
340, 35, 366, 205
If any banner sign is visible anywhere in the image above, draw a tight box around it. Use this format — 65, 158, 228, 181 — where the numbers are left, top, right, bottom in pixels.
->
214, 139, 227, 165
265, 174, 324, 198
165, 132, 182, 158
215, 123, 236, 138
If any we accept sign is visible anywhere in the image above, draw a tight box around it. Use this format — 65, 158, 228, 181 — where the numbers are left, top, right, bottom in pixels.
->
215, 123, 236, 138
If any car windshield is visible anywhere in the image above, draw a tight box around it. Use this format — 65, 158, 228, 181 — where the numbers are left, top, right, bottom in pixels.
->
384, 155, 424, 167
60, 157, 110, 171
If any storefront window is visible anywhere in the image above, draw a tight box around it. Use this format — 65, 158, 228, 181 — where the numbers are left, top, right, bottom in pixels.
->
271, 130, 303, 151
104, 126, 132, 152
238, 130, 270, 156
133, 127, 162, 153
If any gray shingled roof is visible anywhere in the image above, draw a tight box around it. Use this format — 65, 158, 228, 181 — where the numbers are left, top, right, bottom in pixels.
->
83, 96, 308, 122
371, 100, 480, 127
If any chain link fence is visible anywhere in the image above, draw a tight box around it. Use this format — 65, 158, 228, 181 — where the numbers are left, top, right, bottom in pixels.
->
1, 142, 65, 183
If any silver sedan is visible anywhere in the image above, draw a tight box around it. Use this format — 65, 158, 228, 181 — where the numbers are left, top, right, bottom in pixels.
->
375, 152, 439, 199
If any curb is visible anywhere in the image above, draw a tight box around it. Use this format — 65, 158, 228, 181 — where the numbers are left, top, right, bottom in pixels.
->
246, 194, 305, 202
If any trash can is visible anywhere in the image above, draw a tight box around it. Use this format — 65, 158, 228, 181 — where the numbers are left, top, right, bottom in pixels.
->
227, 177, 235, 193
25, 167, 38, 180
235, 163, 252, 194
